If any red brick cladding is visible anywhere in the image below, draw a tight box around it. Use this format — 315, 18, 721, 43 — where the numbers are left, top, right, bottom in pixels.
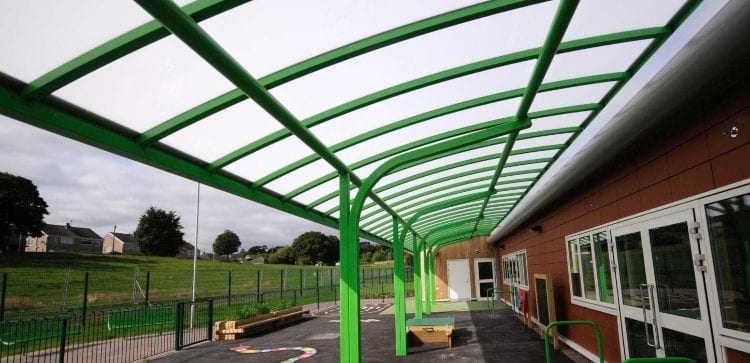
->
496, 81, 750, 362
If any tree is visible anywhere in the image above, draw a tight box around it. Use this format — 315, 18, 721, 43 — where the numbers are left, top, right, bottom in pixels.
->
0, 172, 48, 250
291, 231, 339, 265
213, 229, 241, 259
267, 246, 296, 264
248, 244, 268, 257
134, 207, 184, 257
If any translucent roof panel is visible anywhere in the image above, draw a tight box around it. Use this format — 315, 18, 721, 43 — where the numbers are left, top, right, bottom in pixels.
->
310, 78, 526, 150
267, 2, 556, 118
0, 0, 713, 250
224, 136, 321, 183
54, 35, 235, 132
160, 99, 284, 162
0, 0, 188, 82
200, 0, 483, 79
562, 0, 686, 41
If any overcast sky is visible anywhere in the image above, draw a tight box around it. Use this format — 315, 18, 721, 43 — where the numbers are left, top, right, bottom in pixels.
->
0, 114, 337, 251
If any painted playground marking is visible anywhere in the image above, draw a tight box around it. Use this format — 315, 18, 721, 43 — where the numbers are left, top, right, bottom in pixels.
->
230, 344, 318, 362
327, 318, 380, 323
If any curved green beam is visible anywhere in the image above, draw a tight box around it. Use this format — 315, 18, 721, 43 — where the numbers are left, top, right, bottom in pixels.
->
393, 192, 496, 254
196, 28, 660, 169
294, 101, 594, 208
361, 184, 492, 225
353, 123, 573, 223
467, 0, 578, 238
363, 177, 535, 224
134, 0, 420, 239
360, 174, 537, 217
373, 193, 524, 237
415, 197, 521, 233
363, 182, 534, 230
366, 178, 543, 231
135, 0, 551, 148
255, 73, 614, 189
307, 149, 541, 211
428, 229, 476, 247
422, 219, 480, 242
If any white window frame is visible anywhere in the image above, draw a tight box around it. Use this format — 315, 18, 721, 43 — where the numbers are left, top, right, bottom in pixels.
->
501, 250, 528, 290
565, 230, 617, 313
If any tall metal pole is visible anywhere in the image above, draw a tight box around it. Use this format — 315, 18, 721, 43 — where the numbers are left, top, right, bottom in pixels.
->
190, 183, 200, 328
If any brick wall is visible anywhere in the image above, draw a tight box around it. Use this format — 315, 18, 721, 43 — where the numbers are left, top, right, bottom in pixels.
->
496, 78, 750, 362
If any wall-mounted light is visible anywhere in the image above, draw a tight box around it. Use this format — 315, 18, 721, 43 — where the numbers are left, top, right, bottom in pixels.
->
530, 225, 542, 233
723, 126, 740, 138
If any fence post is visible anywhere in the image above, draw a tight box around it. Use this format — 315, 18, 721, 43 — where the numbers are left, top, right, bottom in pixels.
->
292, 289, 297, 307
227, 270, 232, 305
280, 269, 284, 300
329, 268, 334, 291
299, 269, 303, 296
333, 284, 337, 306
207, 299, 214, 341
256, 270, 261, 302
361, 268, 365, 286
81, 272, 89, 325
175, 302, 184, 350
316, 269, 320, 310
58, 317, 68, 363
381, 282, 385, 303
0, 272, 7, 322
144, 272, 150, 305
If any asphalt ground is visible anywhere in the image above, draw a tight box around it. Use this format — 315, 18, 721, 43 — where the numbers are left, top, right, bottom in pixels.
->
152, 302, 585, 363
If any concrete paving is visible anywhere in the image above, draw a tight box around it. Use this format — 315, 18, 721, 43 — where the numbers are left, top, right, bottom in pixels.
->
152, 303, 585, 363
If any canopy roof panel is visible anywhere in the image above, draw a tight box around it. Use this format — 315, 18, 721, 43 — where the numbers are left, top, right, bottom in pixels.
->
0, 0, 718, 250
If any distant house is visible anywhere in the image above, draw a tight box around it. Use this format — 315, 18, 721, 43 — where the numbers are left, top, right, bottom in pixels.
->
25, 223, 102, 253
102, 232, 141, 255
178, 241, 199, 257
248, 256, 265, 264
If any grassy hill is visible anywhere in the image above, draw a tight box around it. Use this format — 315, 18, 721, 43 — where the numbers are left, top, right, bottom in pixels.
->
0, 252, 401, 320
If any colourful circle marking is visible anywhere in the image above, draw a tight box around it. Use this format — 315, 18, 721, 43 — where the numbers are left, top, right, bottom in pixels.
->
230, 344, 318, 362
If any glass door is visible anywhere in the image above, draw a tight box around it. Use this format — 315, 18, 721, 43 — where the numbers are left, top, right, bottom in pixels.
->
612, 209, 714, 362
474, 258, 496, 301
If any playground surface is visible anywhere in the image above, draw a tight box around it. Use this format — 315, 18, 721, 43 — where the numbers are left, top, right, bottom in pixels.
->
153, 301, 588, 363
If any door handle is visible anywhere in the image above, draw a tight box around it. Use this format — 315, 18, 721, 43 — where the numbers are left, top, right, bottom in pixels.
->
647, 284, 660, 349
639, 284, 660, 349
639, 284, 654, 347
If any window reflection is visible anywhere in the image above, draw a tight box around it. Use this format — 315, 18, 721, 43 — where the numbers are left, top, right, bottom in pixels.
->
706, 193, 750, 333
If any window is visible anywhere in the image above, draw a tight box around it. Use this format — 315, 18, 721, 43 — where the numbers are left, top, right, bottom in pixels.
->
566, 230, 615, 308
705, 192, 750, 335
502, 250, 528, 289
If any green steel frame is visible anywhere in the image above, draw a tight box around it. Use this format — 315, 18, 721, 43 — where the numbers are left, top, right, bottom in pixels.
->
0, 0, 702, 361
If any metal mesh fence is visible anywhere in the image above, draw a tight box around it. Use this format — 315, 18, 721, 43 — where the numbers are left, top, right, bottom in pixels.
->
0, 267, 411, 322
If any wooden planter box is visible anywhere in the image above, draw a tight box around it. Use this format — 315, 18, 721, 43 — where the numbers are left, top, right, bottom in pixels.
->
214, 306, 308, 340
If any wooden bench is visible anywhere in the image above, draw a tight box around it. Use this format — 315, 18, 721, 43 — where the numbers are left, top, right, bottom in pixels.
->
1, 318, 80, 354
214, 306, 309, 340
107, 305, 175, 334
406, 317, 455, 348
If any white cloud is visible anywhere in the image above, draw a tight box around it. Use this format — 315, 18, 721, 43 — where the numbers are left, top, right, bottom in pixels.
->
0, 115, 336, 251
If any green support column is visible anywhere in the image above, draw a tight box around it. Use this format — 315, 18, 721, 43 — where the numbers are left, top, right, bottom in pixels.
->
412, 234, 423, 320
338, 173, 360, 363
424, 247, 432, 315
427, 253, 437, 314
393, 217, 407, 356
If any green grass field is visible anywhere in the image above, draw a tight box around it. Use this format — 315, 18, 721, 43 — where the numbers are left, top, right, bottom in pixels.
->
0, 252, 405, 320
